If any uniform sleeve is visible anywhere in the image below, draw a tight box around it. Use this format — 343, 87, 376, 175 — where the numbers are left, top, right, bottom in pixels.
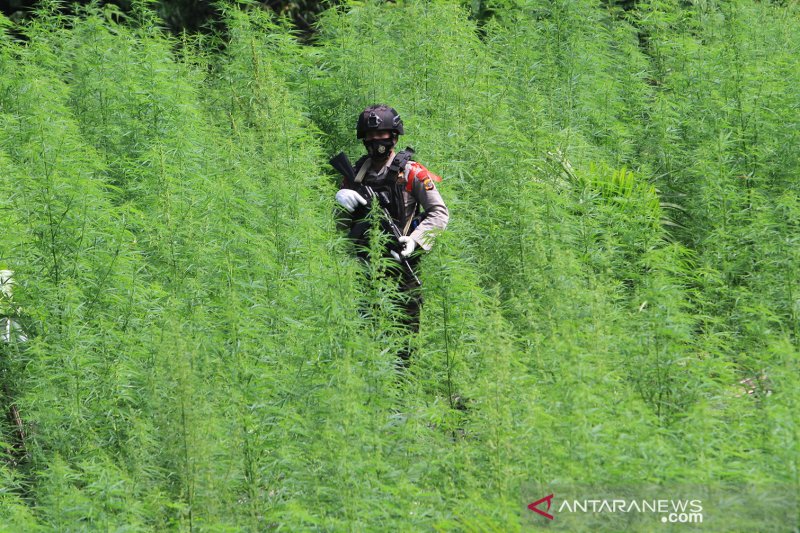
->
407, 163, 449, 251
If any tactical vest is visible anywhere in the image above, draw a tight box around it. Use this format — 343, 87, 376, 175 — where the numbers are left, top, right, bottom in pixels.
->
353, 148, 415, 226
347, 148, 419, 247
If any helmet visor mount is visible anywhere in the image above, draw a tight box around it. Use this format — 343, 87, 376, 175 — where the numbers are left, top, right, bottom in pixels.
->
367, 113, 382, 129
357, 105, 404, 139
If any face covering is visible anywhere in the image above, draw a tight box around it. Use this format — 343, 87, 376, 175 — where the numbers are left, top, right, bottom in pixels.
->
365, 138, 395, 159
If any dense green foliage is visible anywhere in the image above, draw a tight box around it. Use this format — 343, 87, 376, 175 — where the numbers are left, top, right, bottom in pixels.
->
0, 0, 797, 530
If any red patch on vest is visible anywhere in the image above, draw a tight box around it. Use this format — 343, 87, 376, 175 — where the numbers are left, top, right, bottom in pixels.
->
406, 163, 442, 191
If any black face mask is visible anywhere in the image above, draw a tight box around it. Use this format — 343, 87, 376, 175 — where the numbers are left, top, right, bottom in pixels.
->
365, 138, 395, 159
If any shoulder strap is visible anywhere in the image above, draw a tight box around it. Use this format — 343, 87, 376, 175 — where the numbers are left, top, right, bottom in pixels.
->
389, 147, 415, 179
353, 155, 370, 185
402, 212, 415, 236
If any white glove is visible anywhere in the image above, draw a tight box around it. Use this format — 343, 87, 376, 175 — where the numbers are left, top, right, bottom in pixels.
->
398, 236, 416, 258
335, 189, 367, 212
390, 238, 416, 263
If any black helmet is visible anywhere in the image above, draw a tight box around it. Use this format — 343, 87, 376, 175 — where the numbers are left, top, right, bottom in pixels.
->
356, 105, 404, 139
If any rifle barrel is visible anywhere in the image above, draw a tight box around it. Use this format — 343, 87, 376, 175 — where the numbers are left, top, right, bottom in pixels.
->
362, 184, 421, 287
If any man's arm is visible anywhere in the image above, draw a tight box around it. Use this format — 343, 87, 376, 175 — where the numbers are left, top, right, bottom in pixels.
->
406, 163, 449, 251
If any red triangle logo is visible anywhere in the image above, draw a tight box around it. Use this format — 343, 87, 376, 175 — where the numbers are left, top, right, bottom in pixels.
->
528, 494, 555, 520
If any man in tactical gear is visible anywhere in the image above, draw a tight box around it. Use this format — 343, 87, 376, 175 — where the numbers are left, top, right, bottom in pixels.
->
333, 104, 449, 361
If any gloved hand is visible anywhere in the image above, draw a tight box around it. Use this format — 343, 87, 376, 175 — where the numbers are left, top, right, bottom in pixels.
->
335, 189, 367, 212
398, 236, 416, 258
391, 235, 417, 262
390, 238, 416, 264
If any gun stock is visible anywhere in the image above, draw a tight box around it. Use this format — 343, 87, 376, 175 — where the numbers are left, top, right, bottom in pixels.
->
329, 152, 357, 187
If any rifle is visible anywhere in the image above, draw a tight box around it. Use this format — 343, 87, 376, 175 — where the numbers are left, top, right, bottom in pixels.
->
330, 152, 422, 287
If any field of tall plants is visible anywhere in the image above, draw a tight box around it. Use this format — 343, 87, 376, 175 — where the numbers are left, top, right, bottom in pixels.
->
0, 0, 797, 530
